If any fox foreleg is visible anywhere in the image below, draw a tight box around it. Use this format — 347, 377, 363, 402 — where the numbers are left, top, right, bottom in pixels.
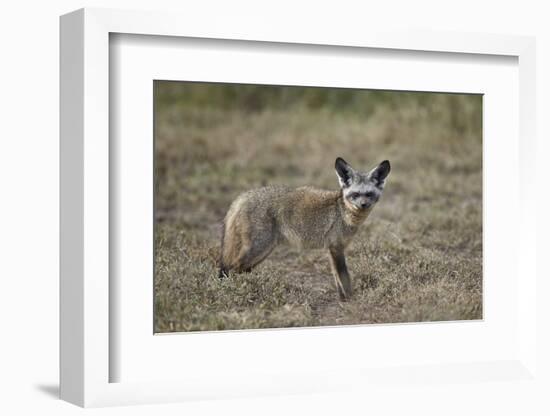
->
328, 248, 353, 301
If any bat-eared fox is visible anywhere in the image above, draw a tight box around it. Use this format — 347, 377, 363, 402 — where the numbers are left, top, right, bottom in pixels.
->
219, 158, 391, 300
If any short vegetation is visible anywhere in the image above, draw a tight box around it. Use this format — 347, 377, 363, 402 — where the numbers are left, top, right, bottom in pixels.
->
154, 82, 482, 332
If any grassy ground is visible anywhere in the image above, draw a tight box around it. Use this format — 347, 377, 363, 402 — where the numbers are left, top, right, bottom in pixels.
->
154, 83, 482, 333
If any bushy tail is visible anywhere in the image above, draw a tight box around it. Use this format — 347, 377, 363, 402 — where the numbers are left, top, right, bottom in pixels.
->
218, 221, 228, 279
218, 266, 229, 279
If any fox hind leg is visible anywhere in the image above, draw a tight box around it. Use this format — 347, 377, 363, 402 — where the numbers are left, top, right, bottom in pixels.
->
220, 220, 276, 276
235, 235, 276, 272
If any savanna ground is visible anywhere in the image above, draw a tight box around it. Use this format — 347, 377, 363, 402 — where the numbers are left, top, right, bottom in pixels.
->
154, 82, 482, 332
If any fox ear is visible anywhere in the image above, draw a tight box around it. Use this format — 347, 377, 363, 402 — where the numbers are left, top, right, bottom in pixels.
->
335, 157, 355, 188
369, 160, 391, 188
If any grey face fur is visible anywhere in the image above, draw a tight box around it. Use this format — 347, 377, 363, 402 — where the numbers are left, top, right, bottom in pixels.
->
335, 157, 391, 211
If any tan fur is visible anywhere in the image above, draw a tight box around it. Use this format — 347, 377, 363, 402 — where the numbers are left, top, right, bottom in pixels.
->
220, 185, 374, 299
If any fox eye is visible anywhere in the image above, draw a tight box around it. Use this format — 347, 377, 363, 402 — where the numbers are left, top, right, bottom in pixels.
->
349, 192, 360, 199
365, 192, 375, 199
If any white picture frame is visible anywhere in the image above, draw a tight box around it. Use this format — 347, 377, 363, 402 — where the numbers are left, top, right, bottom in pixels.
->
60, 7, 538, 408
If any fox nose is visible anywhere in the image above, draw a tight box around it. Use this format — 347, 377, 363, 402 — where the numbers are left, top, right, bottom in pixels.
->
360, 202, 369, 209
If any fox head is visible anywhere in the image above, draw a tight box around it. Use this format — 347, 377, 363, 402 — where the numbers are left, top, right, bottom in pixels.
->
335, 157, 391, 211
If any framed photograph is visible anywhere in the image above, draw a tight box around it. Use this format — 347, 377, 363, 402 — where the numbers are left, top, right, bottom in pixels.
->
152, 81, 482, 333
60, 8, 538, 408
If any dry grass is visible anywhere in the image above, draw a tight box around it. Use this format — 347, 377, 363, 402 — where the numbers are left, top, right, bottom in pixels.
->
154, 84, 482, 332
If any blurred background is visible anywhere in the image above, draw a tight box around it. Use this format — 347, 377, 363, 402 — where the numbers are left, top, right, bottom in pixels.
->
154, 81, 482, 332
